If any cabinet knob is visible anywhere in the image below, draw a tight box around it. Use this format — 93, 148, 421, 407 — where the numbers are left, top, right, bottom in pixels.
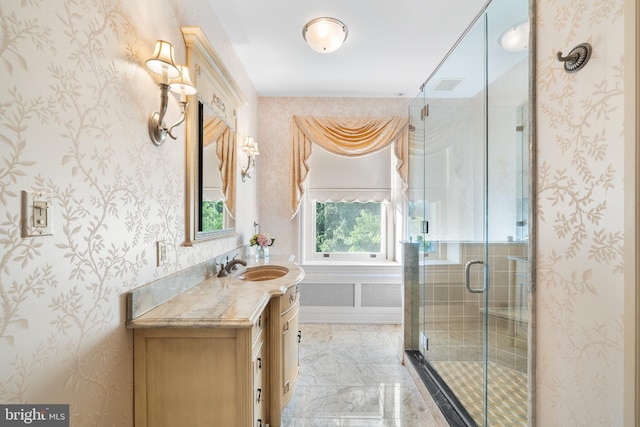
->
257, 357, 262, 370
256, 388, 262, 403
298, 330, 302, 343
257, 419, 262, 427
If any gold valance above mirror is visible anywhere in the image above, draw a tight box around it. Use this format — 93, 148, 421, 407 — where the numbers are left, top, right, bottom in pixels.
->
182, 26, 248, 245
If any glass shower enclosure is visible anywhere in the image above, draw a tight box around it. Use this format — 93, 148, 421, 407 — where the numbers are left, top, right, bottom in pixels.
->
406, 0, 531, 425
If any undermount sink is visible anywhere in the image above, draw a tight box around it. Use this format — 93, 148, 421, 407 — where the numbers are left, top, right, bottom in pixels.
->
234, 265, 289, 281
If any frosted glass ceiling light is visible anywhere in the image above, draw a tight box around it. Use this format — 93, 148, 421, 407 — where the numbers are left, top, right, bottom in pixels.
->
499, 21, 530, 52
146, 41, 197, 146
303, 17, 348, 53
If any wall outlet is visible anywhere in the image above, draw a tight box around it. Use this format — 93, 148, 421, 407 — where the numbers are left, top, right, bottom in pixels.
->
156, 240, 168, 267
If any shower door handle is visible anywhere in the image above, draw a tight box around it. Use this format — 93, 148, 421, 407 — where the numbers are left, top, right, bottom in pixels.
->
464, 260, 485, 293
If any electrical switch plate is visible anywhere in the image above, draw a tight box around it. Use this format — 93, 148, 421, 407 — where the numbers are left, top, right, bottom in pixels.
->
22, 191, 53, 237
156, 240, 168, 267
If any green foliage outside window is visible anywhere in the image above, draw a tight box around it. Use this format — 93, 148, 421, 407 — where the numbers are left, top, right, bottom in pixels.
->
202, 200, 224, 232
315, 201, 382, 253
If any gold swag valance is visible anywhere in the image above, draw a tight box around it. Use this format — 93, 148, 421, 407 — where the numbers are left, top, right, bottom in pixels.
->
203, 115, 236, 218
291, 115, 409, 218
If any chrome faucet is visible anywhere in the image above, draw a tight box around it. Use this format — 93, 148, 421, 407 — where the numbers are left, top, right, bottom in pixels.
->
216, 255, 248, 277
225, 258, 247, 273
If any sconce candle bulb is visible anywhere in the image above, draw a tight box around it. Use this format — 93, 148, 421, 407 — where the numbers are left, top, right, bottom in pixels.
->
147, 41, 197, 146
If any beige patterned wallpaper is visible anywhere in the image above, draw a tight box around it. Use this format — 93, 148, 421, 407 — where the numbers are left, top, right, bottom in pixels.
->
536, 0, 625, 425
0, 0, 257, 425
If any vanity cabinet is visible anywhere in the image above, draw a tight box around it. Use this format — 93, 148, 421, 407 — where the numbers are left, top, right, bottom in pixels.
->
128, 257, 305, 427
133, 312, 268, 427
252, 313, 268, 427
280, 284, 300, 408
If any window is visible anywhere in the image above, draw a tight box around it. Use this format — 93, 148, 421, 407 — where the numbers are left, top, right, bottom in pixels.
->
201, 199, 225, 232
199, 138, 227, 233
302, 146, 397, 262
314, 200, 387, 257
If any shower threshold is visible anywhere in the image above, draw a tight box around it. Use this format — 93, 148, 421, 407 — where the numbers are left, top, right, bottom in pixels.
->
405, 350, 477, 427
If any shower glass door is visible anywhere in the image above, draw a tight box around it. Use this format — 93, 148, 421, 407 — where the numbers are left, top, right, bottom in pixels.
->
423, 12, 490, 425
408, 0, 530, 425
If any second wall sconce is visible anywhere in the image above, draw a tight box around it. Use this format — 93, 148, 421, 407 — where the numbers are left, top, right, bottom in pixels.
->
241, 137, 260, 182
146, 40, 197, 146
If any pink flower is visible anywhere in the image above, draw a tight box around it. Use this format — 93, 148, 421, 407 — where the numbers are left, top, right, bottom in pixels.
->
256, 233, 273, 247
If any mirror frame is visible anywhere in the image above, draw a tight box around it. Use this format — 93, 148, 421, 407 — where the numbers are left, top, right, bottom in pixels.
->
182, 26, 248, 245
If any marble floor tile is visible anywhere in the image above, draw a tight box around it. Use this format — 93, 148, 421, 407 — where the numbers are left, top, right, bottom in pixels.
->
380, 384, 430, 420
337, 386, 384, 418
301, 385, 341, 418
340, 419, 439, 427
285, 418, 342, 427
299, 361, 338, 386
282, 324, 438, 427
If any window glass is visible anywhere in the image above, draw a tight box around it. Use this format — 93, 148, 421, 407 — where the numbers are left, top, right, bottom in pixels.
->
315, 201, 383, 254
201, 200, 224, 232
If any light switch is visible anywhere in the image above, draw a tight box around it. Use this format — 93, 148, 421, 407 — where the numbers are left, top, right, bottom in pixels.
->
22, 191, 53, 237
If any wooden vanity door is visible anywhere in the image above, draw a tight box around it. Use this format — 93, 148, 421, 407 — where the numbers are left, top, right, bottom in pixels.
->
281, 304, 300, 408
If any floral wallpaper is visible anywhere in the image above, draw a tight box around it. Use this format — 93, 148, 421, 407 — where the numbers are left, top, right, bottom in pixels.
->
535, 0, 625, 425
0, 0, 257, 425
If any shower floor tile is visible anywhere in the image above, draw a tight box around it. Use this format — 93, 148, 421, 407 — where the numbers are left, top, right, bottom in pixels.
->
431, 360, 528, 427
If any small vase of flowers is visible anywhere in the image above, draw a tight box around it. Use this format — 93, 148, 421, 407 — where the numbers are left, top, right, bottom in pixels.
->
250, 233, 275, 260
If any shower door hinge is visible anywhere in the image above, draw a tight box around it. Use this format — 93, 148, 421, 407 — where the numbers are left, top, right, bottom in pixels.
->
420, 332, 429, 351
516, 125, 524, 132
421, 221, 429, 234
421, 104, 429, 121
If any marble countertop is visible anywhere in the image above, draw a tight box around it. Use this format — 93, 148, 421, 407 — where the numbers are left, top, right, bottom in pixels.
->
126, 257, 304, 329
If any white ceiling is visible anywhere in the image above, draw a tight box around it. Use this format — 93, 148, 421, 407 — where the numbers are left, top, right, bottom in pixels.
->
206, 0, 490, 99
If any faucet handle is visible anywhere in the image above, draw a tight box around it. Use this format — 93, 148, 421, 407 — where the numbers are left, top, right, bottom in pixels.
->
216, 260, 228, 277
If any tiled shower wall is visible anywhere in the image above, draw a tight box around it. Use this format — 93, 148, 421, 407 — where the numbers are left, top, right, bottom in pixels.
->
421, 242, 528, 372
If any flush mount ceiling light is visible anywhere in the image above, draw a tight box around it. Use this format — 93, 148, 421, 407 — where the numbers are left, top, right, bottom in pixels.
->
302, 17, 348, 53
499, 20, 530, 52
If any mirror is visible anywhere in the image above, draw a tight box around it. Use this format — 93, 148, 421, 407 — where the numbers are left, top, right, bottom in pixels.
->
198, 101, 235, 235
182, 27, 247, 245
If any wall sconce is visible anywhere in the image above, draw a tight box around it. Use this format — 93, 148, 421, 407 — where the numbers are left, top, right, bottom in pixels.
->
146, 40, 197, 146
241, 137, 260, 182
